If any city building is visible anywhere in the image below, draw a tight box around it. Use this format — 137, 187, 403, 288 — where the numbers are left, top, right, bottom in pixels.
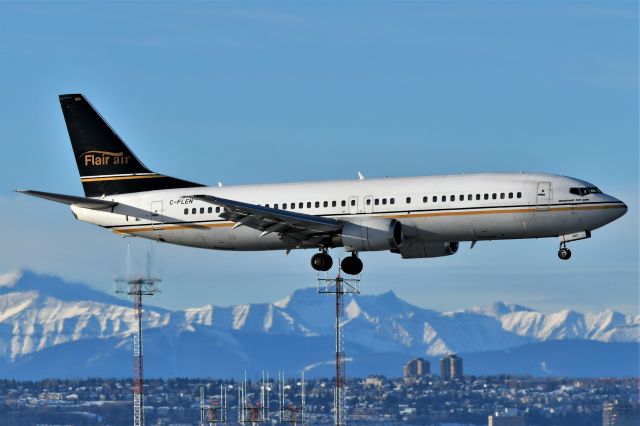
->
440, 354, 463, 381
488, 408, 525, 426
603, 400, 640, 426
403, 358, 429, 383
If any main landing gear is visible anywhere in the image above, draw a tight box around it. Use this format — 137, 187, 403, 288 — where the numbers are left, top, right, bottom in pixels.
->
341, 253, 363, 276
311, 250, 333, 272
311, 250, 363, 275
558, 243, 572, 260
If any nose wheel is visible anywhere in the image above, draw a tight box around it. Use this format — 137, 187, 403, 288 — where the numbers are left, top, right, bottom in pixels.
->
558, 243, 572, 260
311, 251, 333, 271
341, 253, 363, 275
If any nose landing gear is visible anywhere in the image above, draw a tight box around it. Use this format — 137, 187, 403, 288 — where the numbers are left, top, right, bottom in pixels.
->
558, 243, 572, 260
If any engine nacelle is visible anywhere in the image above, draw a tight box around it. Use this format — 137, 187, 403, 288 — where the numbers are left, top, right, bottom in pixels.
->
393, 241, 459, 259
334, 218, 403, 252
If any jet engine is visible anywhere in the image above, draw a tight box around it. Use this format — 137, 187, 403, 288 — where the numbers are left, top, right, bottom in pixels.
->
393, 241, 459, 259
334, 218, 403, 251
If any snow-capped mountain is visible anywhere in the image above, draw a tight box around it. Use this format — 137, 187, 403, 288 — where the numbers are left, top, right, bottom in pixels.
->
0, 270, 637, 379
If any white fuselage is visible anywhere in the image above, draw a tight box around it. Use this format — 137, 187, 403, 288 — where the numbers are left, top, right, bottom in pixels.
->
70, 173, 627, 252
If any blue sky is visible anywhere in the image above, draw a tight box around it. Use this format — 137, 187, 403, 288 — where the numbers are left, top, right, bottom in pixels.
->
0, 1, 637, 314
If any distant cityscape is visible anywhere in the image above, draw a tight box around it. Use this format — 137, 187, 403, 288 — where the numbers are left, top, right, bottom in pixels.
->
0, 372, 637, 425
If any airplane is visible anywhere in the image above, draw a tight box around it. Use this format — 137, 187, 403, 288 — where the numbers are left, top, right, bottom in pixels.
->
18, 94, 628, 275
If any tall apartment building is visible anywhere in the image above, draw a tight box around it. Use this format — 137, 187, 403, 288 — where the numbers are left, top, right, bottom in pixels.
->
440, 354, 463, 381
403, 358, 430, 383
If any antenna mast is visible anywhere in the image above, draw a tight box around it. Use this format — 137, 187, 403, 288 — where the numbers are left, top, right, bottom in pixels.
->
318, 267, 360, 426
115, 247, 160, 426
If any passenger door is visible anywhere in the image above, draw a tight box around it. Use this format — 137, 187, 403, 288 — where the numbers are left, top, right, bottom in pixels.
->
536, 182, 551, 210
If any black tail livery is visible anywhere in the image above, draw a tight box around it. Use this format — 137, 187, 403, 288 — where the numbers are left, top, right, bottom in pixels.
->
59, 94, 202, 198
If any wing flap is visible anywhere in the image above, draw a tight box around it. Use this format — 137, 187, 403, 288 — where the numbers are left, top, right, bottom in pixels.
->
16, 190, 118, 210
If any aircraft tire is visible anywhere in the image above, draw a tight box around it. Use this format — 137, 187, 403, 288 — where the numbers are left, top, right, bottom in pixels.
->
341, 255, 363, 275
558, 248, 571, 260
311, 252, 333, 271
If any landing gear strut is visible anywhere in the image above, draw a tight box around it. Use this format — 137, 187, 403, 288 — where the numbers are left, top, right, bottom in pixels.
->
558, 243, 572, 260
311, 249, 333, 271
341, 253, 363, 276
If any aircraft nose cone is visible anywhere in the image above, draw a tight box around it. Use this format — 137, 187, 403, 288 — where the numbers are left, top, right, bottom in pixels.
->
612, 199, 628, 220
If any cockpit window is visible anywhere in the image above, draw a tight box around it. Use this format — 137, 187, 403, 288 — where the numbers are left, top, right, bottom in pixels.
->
570, 187, 602, 196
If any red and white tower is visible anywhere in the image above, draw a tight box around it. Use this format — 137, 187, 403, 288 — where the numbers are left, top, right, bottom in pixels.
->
318, 267, 360, 426
115, 250, 160, 426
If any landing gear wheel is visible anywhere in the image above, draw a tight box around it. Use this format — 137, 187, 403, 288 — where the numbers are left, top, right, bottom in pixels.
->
341, 254, 363, 275
311, 252, 333, 271
558, 248, 572, 260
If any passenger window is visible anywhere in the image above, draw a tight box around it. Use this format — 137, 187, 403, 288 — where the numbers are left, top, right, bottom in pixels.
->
192, 208, 196, 214
390, 198, 395, 204
282, 203, 287, 209
375, 199, 380, 205
351, 199, 356, 206
307, 202, 312, 208
450, 195, 455, 202
332, 201, 337, 207
406, 197, 411, 204
323, 201, 328, 207
467, 194, 472, 201
366, 198, 371, 205
459, 195, 464, 201
476, 194, 480, 200
433, 196, 437, 202
382, 198, 387, 205
216, 207, 221, 213
492, 193, 497, 200
484, 194, 489, 200
275, 204, 279, 209
315, 202, 320, 208
208, 207, 212, 213
200, 207, 204, 214
184, 208, 188, 215
500, 193, 505, 199
441, 195, 446, 202
341, 200, 346, 207
517, 192, 522, 198
299, 202, 304, 209
508, 193, 513, 199
423, 196, 428, 203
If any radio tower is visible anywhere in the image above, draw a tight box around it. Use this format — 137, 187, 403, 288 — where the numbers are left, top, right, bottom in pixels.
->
318, 266, 360, 426
115, 247, 160, 426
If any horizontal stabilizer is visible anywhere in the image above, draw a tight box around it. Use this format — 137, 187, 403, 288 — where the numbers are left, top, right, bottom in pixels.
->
16, 190, 118, 210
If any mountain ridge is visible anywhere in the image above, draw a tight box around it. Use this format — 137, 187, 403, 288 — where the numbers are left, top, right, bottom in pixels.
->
0, 270, 637, 378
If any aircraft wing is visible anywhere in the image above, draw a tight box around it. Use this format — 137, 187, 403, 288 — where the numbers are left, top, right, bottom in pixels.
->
16, 190, 118, 210
184, 194, 342, 243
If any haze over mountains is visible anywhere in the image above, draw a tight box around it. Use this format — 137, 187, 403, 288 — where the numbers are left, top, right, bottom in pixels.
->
0, 270, 637, 379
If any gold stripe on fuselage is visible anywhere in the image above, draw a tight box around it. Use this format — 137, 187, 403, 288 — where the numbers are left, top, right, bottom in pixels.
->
81, 174, 164, 183
383, 203, 624, 220
110, 203, 625, 235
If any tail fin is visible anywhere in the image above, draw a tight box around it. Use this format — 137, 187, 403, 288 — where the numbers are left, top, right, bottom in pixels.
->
59, 94, 202, 197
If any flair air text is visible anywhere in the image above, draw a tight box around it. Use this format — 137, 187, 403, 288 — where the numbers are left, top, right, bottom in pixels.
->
81, 151, 131, 166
